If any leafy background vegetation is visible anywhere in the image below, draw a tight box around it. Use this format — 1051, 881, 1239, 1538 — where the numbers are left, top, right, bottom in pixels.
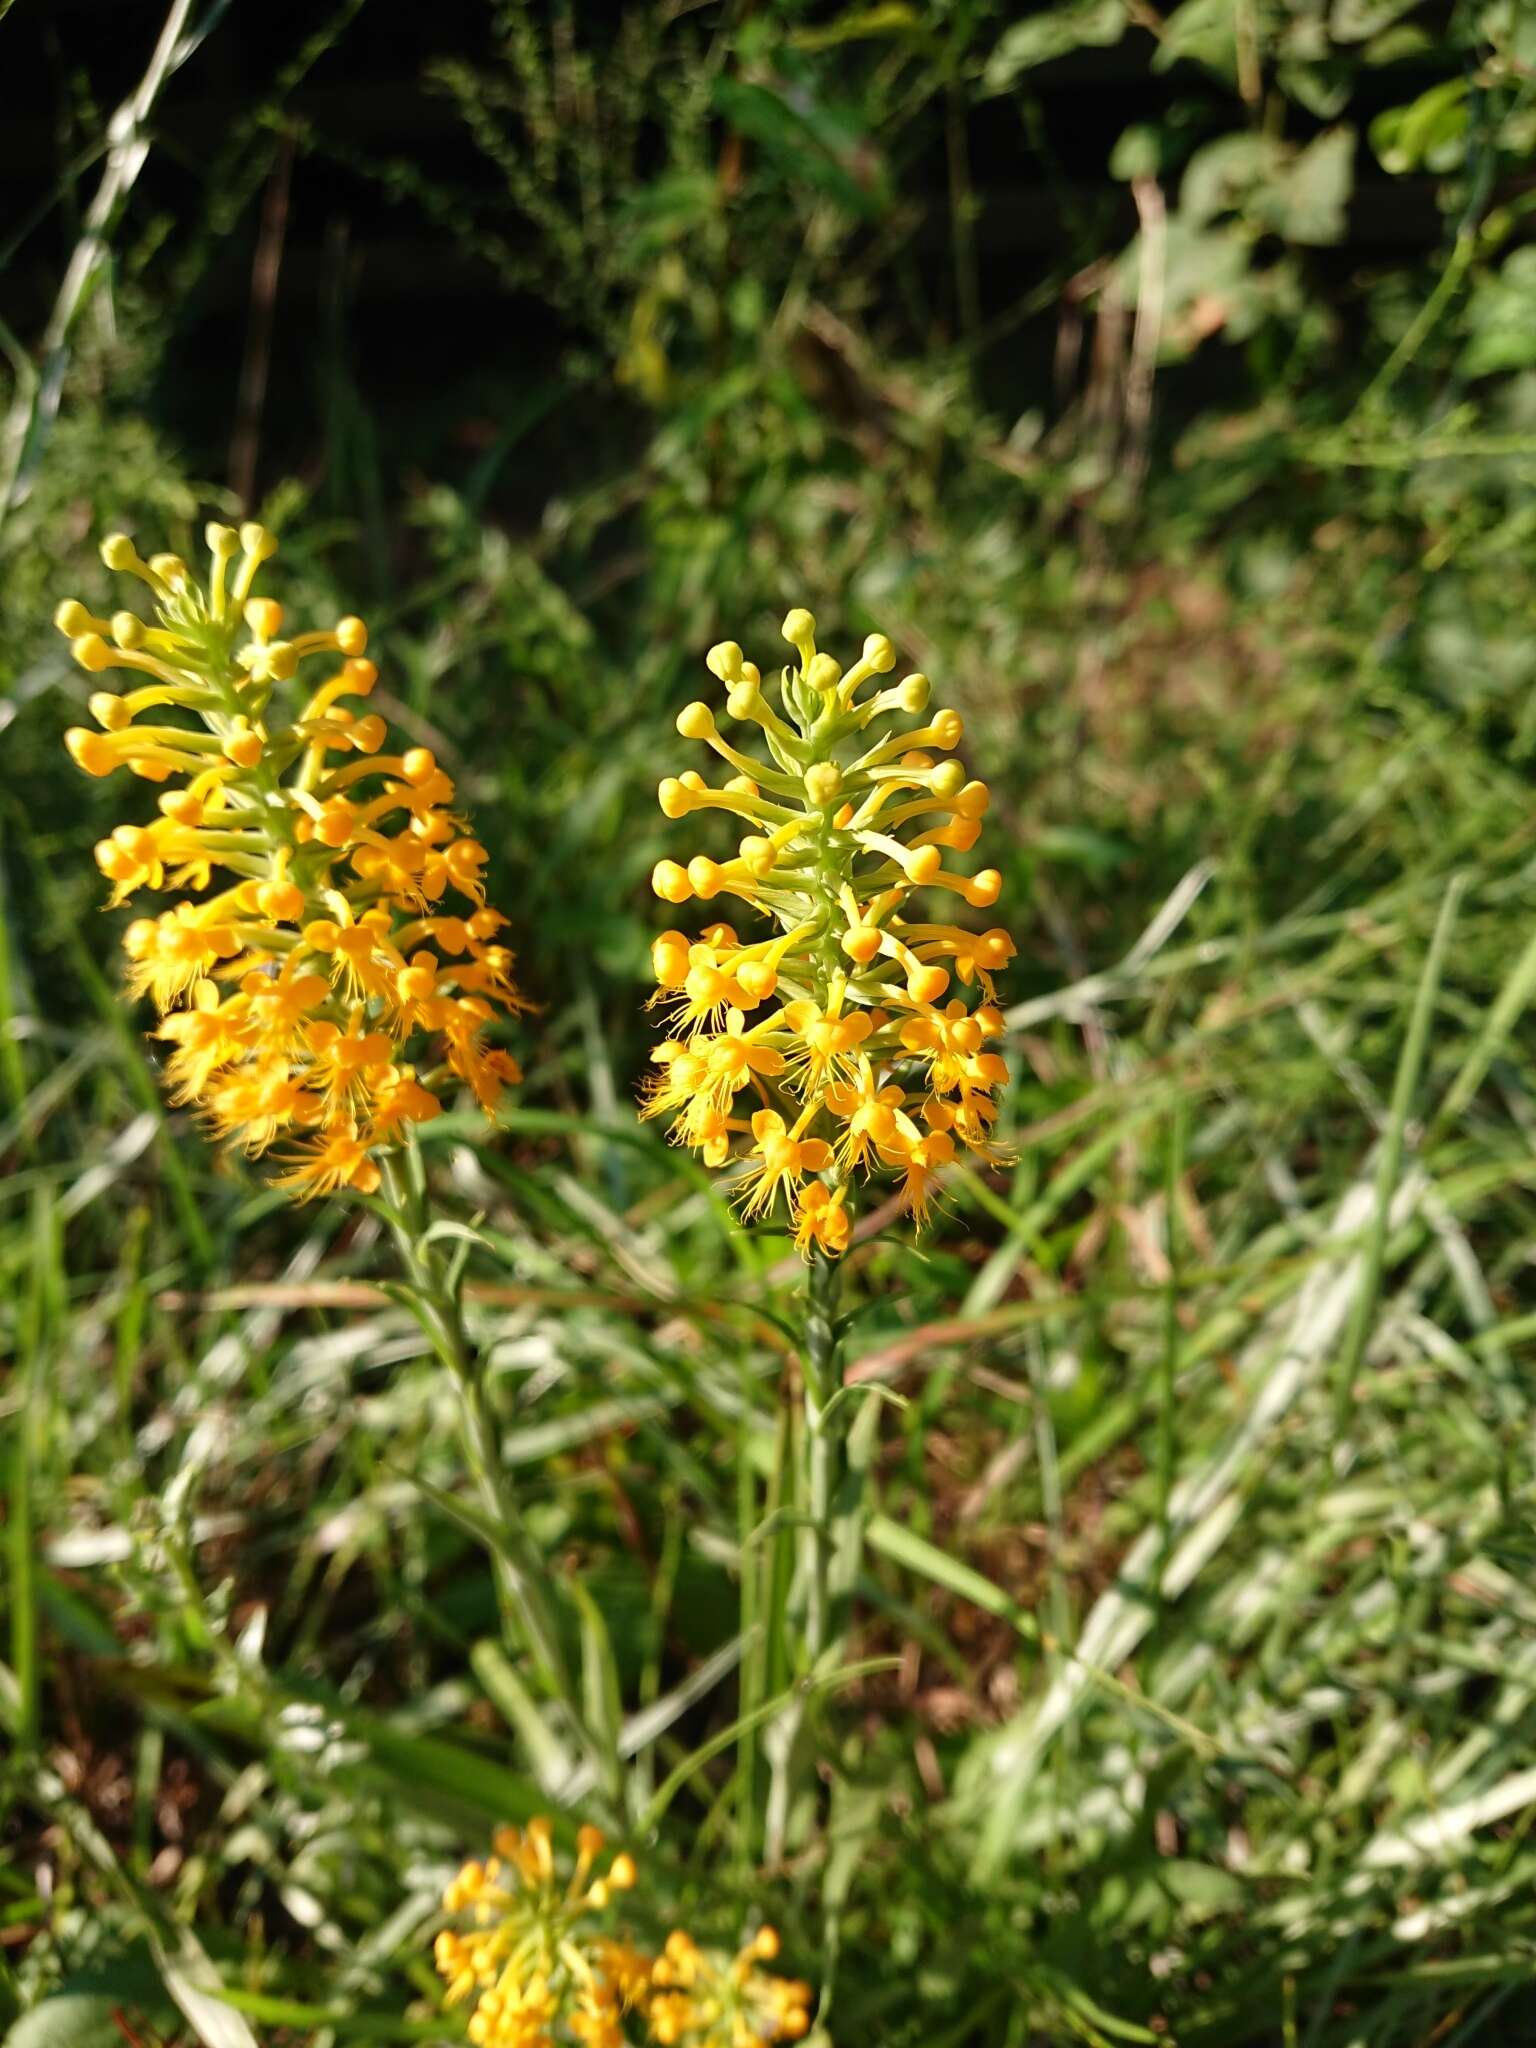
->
5, 0, 1536, 2042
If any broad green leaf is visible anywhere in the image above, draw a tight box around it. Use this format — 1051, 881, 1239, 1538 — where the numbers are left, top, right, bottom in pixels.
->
1153, 0, 1237, 78
984, 0, 1126, 91
1180, 134, 1275, 228
1268, 126, 1355, 245
1331, 0, 1424, 36
1362, 23, 1435, 60
1277, 58, 1353, 120
6, 1997, 128, 2048
158, 1949, 260, 2048
210, 1992, 454, 2040
1370, 78, 1468, 174
1461, 248, 1536, 379
1122, 218, 1299, 359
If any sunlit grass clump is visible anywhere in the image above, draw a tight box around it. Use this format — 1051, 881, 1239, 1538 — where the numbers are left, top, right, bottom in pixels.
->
56, 522, 526, 1194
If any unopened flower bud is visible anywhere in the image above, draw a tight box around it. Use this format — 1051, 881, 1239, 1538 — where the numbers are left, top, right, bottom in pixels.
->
89, 691, 130, 732
652, 859, 692, 903
239, 522, 277, 562
804, 762, 842, 806
71, 633, 114, 673
687, 856, 723, 899
677, 701, 716, 741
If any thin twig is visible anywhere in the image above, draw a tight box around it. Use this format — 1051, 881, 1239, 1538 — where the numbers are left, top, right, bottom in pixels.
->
229, 129, 295, 509
0, 0, 201, 523
1125, 174, 1166, 492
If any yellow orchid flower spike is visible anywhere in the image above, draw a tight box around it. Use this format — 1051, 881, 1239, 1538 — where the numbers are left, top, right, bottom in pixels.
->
644, 608, 1014, 1256
433, 1822, 815, 2047
57, 522, 527, 1197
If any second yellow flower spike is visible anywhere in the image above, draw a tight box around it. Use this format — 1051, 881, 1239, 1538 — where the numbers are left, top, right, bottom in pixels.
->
645, 610, 1013, 1253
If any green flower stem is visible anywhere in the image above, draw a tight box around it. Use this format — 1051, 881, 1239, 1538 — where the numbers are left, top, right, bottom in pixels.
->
764, 1248, 851, 1863
801, 1244, 843, 1669
376, 1151, 618, 1808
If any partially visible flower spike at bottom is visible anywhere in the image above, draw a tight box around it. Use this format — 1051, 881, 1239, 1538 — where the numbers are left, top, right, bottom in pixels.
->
644, 609, 1014, 1254
433, 1822, 816, 2046
434, 1821, 644, 2047
648, 1930, 812, 2045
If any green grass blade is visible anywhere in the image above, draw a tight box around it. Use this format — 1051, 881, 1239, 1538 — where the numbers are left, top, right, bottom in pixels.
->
1331, 873, 1465, 1436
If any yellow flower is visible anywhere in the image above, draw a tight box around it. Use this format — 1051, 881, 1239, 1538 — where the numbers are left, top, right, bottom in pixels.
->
434, 1821, 641, 2048
645, 610, 1012, 1254
736, 1108, 834, 1221
57, 524, 526, 1197
792, 1182, 849, 1260
432, 1827, 819, 2048
648, 1928, 813, 2046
